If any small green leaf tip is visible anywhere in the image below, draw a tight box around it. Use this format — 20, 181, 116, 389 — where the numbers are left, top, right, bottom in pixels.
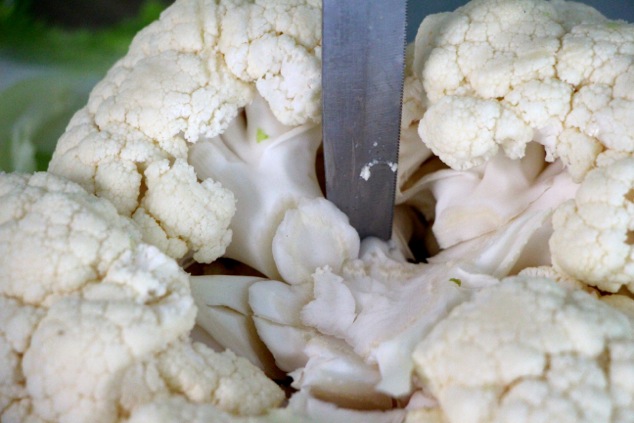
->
449, 278, 462, 287
256, 128, 269, 143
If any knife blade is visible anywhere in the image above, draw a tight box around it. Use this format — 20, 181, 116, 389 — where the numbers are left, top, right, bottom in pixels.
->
322, 0, 406, 240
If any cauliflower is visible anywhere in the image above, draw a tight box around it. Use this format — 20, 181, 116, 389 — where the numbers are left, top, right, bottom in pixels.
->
0, 171, 283, 423
412, 276, 634, 423
290, 242, 471, 399
189, 95, 324, 279
6, 0, 634, 422
415, 0, 634, 181
194, 197, 536, 411
126, 396, 314, 423
550, 157, 634, 293
119, 342, 283, 416
48, 0, 322, 265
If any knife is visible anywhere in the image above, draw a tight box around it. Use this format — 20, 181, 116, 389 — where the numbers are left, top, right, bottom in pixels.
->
322, 0, 407, 240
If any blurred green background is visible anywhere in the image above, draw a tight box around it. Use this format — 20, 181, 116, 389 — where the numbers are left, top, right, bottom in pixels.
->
0, 0, 171, 172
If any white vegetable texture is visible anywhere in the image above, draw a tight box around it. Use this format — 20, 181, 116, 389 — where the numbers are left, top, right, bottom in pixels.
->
0, 172, 283, 422
551, 157, 634, 293
3, 0, 634, 422
48, 0, 321, 265
416, 0, 634, 182
189, 95, 323, 279
413, 276, 634, 423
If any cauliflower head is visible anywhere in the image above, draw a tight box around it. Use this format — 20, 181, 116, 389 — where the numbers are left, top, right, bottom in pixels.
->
0, 171, 283, 423
11, 0, 634, 422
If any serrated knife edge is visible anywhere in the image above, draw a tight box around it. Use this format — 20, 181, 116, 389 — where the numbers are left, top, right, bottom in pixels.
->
322, 0, 407, 240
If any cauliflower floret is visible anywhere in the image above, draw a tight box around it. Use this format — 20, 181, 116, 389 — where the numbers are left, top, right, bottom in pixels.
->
48, 0, 322, 264
0, 171, 191, 421
133, 158, 235, 263
0, 172, 142, 305
126, 396, 312, 423
412, 275, 634, 423
217, 0, 322, 125
272, 197, 360, 284
418, 95, 533, 170
125, 397, 237, 423
120, 342, 284, 416
518, 265, 599, 294
415, 0, 634, 181
550, 157, 634, 293
0, 172, 283, 423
